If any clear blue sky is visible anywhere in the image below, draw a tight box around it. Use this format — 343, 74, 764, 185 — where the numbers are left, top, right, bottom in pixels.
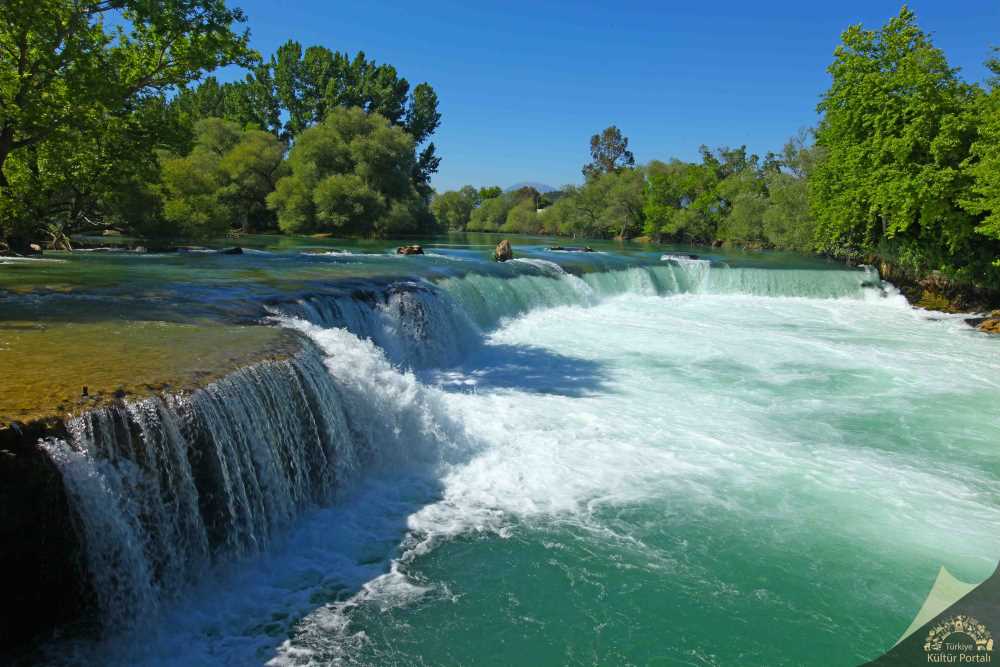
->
223, 1, 998, 191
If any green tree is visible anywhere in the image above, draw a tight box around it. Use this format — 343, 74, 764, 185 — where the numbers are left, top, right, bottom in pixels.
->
478, 185, 503, 200
170, 69, 283, 149
603, 169, 645, 239
961, 53, 1000, 250
502, 198, 539, 233
0, 0, 252, 243
467, 196, 511, 232
715, 170, 767, 247
265, 41, 441, 195
511, 186, 542, 208
158, 118, 285, 238
810, 7, 992, 284
761, 134, 820, 251
431, 186, 479, 230
267, 107, 424, 236
583, 126, 635, 179
642, 160, 719, 242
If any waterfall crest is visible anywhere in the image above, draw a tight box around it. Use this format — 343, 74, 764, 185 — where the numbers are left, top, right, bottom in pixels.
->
271, 262, 883, 366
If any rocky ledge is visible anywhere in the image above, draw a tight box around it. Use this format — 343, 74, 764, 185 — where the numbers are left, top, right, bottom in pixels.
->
965, 310, 1000, 335
0, 332, 306, 657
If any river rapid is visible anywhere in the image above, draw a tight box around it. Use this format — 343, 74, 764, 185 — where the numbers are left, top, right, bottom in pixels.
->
14, 237, 998, 666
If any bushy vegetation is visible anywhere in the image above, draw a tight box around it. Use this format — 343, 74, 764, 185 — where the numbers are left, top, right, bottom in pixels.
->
435, 8, 1000, 293
0, 4, 441, 246
159, 119, 285, 238
266, 107, 429, 236
2, 3, 998, 296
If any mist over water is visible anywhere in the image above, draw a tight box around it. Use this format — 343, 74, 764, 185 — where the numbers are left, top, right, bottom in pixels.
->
35, 255, 1000, 666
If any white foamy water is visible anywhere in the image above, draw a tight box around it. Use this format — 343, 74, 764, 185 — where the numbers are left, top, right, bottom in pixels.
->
268, 291, 999, 665
40, 265, 1000, 666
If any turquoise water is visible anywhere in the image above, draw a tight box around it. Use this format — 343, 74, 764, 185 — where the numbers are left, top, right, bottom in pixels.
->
19, 238, 1000, 666
270, 292, 1000, 666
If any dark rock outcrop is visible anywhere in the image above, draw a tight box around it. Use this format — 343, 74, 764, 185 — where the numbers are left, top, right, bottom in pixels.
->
0, 420, 90, 654
547, 245, 594, 252
396, 245, 424, 256
870, 259, 1000, 312
494, 239, 514, 262
2, 238, 43, 257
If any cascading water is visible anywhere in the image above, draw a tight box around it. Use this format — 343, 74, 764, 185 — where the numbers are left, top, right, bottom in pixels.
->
33, 256, 951, 666
40, 351, 362, 633
271, 262, 885, 366
268, 283, 481, 369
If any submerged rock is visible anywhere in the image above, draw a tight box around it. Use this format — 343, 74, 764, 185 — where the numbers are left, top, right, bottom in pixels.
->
494, 239, 514, 262
396, 245, 424, 255
87, 246, 148, 254
547, 245, 594, 252
218, 246, 243, 255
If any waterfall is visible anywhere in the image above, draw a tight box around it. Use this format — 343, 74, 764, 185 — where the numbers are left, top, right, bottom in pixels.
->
272, 262, 884, 365
35, 258, 887, 642
267, 282, 481, 369
40, 349, 360, 633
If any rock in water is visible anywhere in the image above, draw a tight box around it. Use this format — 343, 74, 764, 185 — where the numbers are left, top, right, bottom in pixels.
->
218, 246, 243, 255
3, 238, 42, 256
978, 318, 1000, 335
494, 239, 514, 262
396, 245, 424, 255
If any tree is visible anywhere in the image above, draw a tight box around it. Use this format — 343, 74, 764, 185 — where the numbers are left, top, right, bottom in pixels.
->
0, 0, 253, 242
479, 186, 503, 200
715, 170, 768, 247
582, 125, 635, 179
642, 160, 719, 242
511, 186, 542, 208
502, 198, 539, 233
158, 118, 285, 238
962, 53, 1000, 249
467, 196, 511, 232
603, 169, 645, 239
431, 186, 479, 230
263, 41, 441, 195
762, 172, 814, 251
761, 134, 820, 251
170, 68, 282, 148
810, 7, 991, 284
267, 107, 425, 236
405, 83, 442, 145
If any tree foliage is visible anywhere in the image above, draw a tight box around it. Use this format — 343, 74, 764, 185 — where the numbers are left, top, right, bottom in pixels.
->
172, 40, 443, 197
159, 118, 285, 238
582, 126, 635, 179
267, 107, 427, 236
810, 6, 995, 284
961, 53, 1000, 249
0, 0, 252, 244
431, 186, 479, 230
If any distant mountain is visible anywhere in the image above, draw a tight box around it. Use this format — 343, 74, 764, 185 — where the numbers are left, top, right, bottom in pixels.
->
505, 181, 557, 193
